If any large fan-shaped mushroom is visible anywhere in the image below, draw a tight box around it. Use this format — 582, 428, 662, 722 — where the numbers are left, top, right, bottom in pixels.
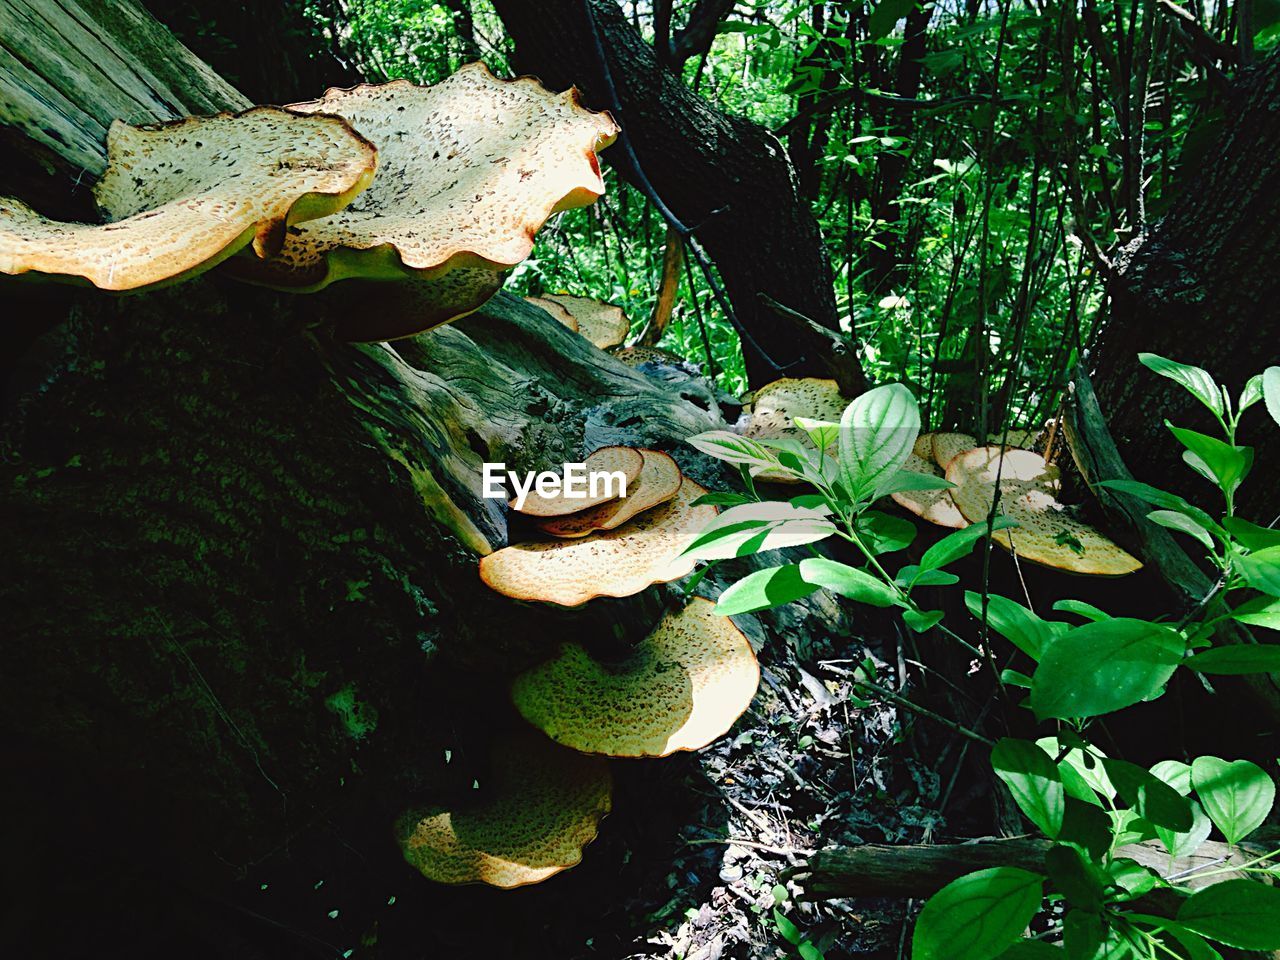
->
230, 63, 619, 340
534, 449, 681, 538
511, 598, 759, 757
742, 377, 847, 483
510, 446, 644, 518
537, 294, 629, 349
480, 477, 715, 606
0, 108, 376, 291
396, 733, 611, 888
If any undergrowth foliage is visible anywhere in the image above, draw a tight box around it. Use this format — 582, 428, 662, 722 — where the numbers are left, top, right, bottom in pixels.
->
684, 358, 1280, 960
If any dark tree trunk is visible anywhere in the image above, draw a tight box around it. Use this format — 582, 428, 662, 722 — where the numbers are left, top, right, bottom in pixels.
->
489, 0, 865, 392
1090, 50, 1280, 517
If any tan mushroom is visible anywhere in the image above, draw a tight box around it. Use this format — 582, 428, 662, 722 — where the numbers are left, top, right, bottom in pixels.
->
0, 108, 377, 291
742, 377, 847, 483
534, 449, 681, 537
510, 446, 644, 517
930, 431, 978, 471
229, 63, 619, 340
947, 446, 1141, 576
511, 597, 759, 757
539, 294, 630, 349
480, 477, 715, 606
396, 732, 611, 888
524, 295, 579, 332
891, 452, 967, 529
609, 345, 687, 368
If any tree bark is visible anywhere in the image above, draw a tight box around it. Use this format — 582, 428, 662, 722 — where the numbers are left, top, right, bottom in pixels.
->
1090, 50, 1280, 516
489, 0, 865, 392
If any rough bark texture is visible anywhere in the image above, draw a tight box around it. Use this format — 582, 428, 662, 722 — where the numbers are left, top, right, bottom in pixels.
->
489, 0, 864, 391
1090, 50, 1280, 516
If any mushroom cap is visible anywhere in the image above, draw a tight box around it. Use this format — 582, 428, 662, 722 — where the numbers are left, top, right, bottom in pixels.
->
229, 64, 618, 328
540, 294, 629, 349
930, 431, 978, 471
510, 446, 645, 517
396, 732, 611, 888
609, 345, 687, 368
511, 597, 760, 757
524, 295, 579, 332
743, 377, 846, 483
947, 446, 1142, 576
0, 108, 376, 291
891, 452, 968, 528
534, 449, 681, 537
913, 433, 937, 460
480, 477, 716, 606
987, 428, 1039, 451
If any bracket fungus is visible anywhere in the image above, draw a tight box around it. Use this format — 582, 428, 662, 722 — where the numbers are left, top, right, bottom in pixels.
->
930, 431, 979, 471
228, 64, 618, 340
610, 345, 687, 368
524, 295, 579, 332
538, 294, 630, 350
535, 449, 681, 538
480, 477, 715, 606
510, 446, 644, 517
891, 452, 967, 529
396, 733, 611, 888
946, 446, 1142, 576
743, 377, 847, 483
511, 598, 759, 757
0, 108, 376, 291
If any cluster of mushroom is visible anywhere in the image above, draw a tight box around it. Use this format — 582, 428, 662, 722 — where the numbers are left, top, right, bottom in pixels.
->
395, 447, 761, 888
0, 64, 620, 341
740, 378, 1141, 577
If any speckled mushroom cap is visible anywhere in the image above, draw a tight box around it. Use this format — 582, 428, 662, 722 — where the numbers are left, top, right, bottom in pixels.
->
930, 431, 979, 471
0, 108, 377, 291
540, 294, 629, 349
947, 446, 1142, 576
535, 449, 681, 537
510, 446, 644, 517
396, 732, 611, 888
987, 428, 1039, 451
743, 377, 846, 483
891, 453, 967, 529
524, 295, 579, 332
229, 63, 618, 322
511, 597, 760, 757
480, 477, 716, 606
913, 433, 937, 460
609, 345, 687, 368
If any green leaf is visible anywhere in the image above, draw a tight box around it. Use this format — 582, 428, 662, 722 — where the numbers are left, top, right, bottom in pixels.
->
1222, 517, 1280, 550
1096, 480, 1223, 536
1161, 926, 1224, 960
992, 739, 1065, 837
903, 608, 944, 632
1052, 599, 1110, 623
1190, 757, 1275, 844
1037, 737, 1116, 805
1061, 909, 1104, 958
1147, 510, 1216, 550
965, 592, 1065, 661
1232, 595, 1280, 631
1103, 758, 1194, 832
716, 564, 817, 615
1045, 845, 1106, 912
793, 416, 839, 451
994, 943, 1062, 959
798, 557, 899, 608
1184, 643, 1280, 674
1106, 858, 1162, 900
1057, 798, 1112, 858
682, 501, 837, 561
692, 492, 753, 508
900, 567, 960, 588
837, 383, 920, 504
686, 430, 775, 469
1029, 619, 1184, 720
773, 908, 803, 946
1156, 798, 1212, 859
876, 469, 954, 498
1263, 366, 1280, 428
1177, 880, 1280, 949
1139, 353, 1224, 418
918, 516, 1018, 572
856, 509, 917, 556
1166, 423, 1252, 496
911, 867, 1043, 960
868, 0, 918, 41
1235, 545, 1280, 597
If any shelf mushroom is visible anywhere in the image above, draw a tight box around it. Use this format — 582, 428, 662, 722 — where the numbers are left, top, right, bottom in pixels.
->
534, 449, 681, 538
510, 597, 759, 757
479, 476, 716, 606
930, 431, 979, 471
228, 63, 619, 340
891, 451, 967, 529
609, 345, 687, 368
509, 446, 644, 518
396, 733, 611, 888
0, 108, 377, 291
524, 295, 579, 332
536, 294, 630, 349
946, 446, 1142, 576
742, 377, 847, 483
